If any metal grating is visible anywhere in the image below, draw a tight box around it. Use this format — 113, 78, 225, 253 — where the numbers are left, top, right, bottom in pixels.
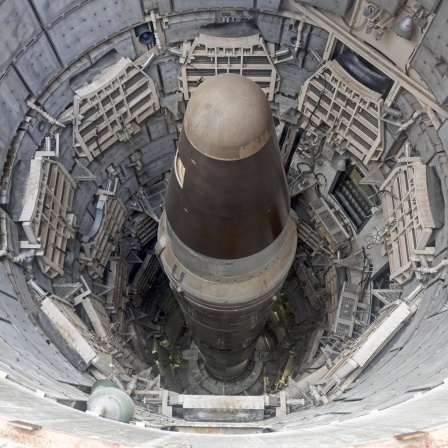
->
359, 166, 386, 186
339, 297, 356, 320
71, 159, 97, 182
335, 322, 351, 336
381, 158, 436, 284
17, 157, 76, 278
128, 213, 158, 249
333, 282, 359, 338
140, 181, 167, 222
372, 288, 402, 305
105, 257, 129, 326
293, 257, 322, 310
73, 57, 160, 161
296, 217, 323, 253
179, 32, 279, 101
325, 264, 339, 329
298, 60, 384, 164
131, 253, 161, 308
310, 198, 350, 251
80, 195, 126, 279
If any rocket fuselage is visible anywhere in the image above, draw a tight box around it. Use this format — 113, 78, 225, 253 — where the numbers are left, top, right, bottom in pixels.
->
157, 74, 297, 379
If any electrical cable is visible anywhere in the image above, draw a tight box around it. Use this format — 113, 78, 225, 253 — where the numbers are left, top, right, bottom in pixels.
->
314, 172, 327, 197
303, 364, 326, 373
186, 64, 207, 84
296, 162, 312, 173
364, 226, 382, 250
308, 73, 328, 129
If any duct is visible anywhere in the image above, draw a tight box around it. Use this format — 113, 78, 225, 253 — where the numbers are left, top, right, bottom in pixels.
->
336, 51, 393, 96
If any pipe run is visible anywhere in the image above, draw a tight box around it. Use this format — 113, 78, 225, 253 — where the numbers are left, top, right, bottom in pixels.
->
398, 107, 442, 131
26, 100, 66, 128
0, 248, 36, 264
412, 259, 448, 275
150, 11, 162, 51
293, 20, 305, 58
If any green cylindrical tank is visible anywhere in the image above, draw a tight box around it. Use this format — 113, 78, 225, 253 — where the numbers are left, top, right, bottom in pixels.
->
90, 379, 118, 392
87, 386, 135, 423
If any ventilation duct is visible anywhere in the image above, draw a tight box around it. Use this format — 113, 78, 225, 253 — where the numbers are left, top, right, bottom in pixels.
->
336, 51, 393, 96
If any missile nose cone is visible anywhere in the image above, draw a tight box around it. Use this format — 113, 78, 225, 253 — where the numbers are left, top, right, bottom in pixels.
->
184, 73, 274, 161
165, 73, 290, 260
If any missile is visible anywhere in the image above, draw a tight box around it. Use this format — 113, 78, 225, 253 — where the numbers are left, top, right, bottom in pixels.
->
157, 74, 297, 380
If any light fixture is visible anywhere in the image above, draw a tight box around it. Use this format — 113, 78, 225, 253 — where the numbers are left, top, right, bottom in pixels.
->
391, 10, 415, 41
134, 23, 154, 45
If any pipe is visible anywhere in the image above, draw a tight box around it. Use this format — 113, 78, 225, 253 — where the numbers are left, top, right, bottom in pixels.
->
140, 53, 155, 70
275, 351, 296, 390
168, 47, 182, 57
0, 248, 36, 264
404, 140, 412, 157
413, 259, 448, 275
28, 279, 48, 299
398, 107, 442, 131
276, 48, 291, 58
150, 11, 162, 51
293, 21, 305, 58
309, 48, 322, 63
112, 376, 126, 391
26, 100, 66, 128
126, 376, 138, 395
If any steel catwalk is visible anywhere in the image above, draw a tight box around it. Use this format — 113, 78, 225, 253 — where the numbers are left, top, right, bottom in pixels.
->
157, 74, 297, 379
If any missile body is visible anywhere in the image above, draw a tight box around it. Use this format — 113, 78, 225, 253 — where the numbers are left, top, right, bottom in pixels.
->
157, 74, 297, 379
